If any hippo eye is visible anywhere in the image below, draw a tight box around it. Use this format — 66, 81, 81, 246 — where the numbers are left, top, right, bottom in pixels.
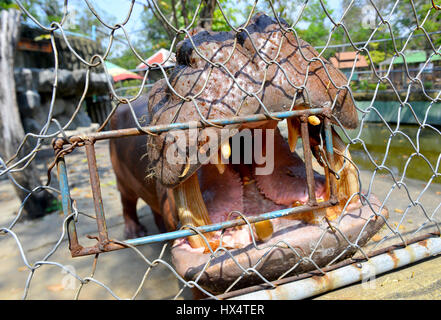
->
236, 31, 248, 46
176, 41, 194, 67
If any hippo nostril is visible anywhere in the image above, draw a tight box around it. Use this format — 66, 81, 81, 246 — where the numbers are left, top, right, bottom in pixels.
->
176, 41, 194, 67
236, 31, 247, 47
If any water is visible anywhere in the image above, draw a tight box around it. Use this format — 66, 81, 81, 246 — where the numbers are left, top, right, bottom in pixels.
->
337, 123, 441, 184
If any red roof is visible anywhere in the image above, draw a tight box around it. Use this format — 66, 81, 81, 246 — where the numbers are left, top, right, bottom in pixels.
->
330, 52, 369, 69
136, 49, 176, 70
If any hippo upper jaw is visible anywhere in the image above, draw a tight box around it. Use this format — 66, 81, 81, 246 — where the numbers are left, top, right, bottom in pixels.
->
146, 13, 358, 188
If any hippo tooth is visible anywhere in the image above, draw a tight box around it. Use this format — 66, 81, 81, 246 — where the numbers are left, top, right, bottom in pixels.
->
215, 163, 226, 175
221, 140, 231, 160
253, 220, 274, 241
332, 129, 359, 205
173, 173, 213, 250
214, 149, 226, 174
308, 115, 321, 126
287, 117, 300, 152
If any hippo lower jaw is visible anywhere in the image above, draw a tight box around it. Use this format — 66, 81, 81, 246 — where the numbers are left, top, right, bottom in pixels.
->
169, 118, 388, 294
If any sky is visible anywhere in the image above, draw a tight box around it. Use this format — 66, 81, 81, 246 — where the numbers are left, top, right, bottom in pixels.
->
70, 0, 344, 35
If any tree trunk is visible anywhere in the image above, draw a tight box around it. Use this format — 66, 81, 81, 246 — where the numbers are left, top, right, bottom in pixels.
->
0, 9, 56, 219
198, 0, 217, 30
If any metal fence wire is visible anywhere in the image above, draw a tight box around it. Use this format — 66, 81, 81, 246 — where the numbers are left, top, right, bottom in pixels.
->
0, 0, 440, 300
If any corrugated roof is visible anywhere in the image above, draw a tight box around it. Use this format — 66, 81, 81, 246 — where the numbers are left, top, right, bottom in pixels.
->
380, 51, 441, 66
335, 51, 357, 61
392, 51, 426, 64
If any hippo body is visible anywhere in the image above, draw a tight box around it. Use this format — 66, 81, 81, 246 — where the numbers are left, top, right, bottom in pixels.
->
109, 97, 177, 238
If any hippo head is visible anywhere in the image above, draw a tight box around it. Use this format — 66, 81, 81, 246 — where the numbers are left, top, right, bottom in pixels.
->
145, 13, 387, 294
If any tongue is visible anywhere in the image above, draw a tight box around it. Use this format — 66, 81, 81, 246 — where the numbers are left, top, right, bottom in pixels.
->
198, 164, 243, 224
254, 129, 326, 206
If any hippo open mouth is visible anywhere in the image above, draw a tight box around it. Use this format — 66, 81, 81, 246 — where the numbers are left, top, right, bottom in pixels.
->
166, 120, 387, 294
137, 13, 388, 294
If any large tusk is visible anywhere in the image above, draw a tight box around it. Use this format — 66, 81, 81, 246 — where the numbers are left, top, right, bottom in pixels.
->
332, 129, 359, 206
214, 148, 226, 175
287, 117, 300, 152
173, 173, 214, 250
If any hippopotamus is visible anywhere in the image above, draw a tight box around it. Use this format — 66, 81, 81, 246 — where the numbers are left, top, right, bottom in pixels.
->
109, 13, 388, 295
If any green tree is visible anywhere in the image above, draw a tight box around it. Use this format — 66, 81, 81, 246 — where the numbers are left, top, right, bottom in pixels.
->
16, 0, 64, 24
0, 0, 18, 10
297, 0, 335, 47
393, 0, 441, 49
110, 0, 238, 69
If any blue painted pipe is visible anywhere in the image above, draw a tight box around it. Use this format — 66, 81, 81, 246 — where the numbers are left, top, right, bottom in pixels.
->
124, 204, 327, 246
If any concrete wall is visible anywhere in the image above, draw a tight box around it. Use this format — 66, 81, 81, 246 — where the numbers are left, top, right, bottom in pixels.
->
14, 25, 111, 135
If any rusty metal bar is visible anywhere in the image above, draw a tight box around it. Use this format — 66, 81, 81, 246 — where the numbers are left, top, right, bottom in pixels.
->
300, 116, 317, 205
228, 235, 441, 300
125, 199, 335, 247
323, 116, 338, 204
85, 141, 109, 245
68, 108, 328, 143
214, 231, 441, 299
70, 242, 127, 257
69, 200, 336, 257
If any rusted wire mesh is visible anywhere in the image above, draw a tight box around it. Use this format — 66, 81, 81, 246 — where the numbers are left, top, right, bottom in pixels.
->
0, 0, 440, 300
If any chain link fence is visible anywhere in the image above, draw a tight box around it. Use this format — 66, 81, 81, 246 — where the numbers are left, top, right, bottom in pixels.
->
0, 0, 440, 300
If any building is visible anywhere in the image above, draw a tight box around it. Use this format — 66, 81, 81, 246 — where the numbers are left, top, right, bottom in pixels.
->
329, 51, 369, 81
377, 50, 441, 90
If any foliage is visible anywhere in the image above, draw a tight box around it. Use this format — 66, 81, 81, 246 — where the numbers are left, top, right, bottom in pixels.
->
296, 0, 335, 48
15, 0, 64, 24
108, 0, 239, 69
0, 0, 19, 10
394, 0, 441, 48
9, 0, 440, 76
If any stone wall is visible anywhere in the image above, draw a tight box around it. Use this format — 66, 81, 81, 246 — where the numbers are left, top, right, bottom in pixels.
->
14, 68, 111, 135
14, 25, 111, 136
16, 24, 104, 71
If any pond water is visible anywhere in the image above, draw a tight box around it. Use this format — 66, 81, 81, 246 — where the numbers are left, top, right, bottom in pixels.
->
337, 123, 441, 184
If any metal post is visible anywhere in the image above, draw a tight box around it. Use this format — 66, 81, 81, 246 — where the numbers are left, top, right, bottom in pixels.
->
300, 116, 317, 206
85, 141, 109, 245
56, 156, 81, 254
229, 236, 441, 300
323, 116, 338, 204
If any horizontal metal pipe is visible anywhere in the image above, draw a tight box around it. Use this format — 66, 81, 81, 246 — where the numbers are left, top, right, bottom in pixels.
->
124, 201, 334, 247
70, 201, 332, 257
212, 231, 440, 299
70, 108, 327, 142
229, 236, 441, 300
